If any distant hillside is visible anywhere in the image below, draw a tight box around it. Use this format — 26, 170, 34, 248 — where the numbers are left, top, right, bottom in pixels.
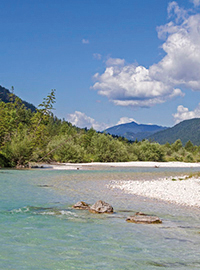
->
0, 85, 36, 112
105, 121, 167, 141
149, 118, 200, 145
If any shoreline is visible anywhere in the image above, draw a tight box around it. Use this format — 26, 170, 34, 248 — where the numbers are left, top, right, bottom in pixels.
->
47, 161, 200, 208
36, 161, 200, 208
108, 175, 200, 208
43, 161, 200, 170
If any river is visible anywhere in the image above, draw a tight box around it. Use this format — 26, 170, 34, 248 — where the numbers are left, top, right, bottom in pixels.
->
0, 167, 200, 269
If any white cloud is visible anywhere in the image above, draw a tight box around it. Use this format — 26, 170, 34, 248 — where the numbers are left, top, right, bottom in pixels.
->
167, 1, 188, 23
66, 111, 142, 131
93, 53, 102, 60
82, 39, 89, 44
66, 111, 108, 131
191, 0, 200, 7
153, 11, 200, 91
92, 2, 200, 108
106, 58, 125, 66
116, 117, 139, 125
173, 103, 200, 124
93, 63, 184, 107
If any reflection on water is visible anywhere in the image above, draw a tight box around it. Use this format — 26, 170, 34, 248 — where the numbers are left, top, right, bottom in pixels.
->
0, 167, 200, 269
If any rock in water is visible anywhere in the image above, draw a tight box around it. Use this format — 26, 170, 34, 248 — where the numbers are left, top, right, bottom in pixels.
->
126, 215, 162, 224
135, 212, 146, 216
72, 201, 90, 210
89, 200, 114, 214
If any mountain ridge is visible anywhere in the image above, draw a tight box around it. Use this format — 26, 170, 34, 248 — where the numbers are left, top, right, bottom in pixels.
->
0, 85, 36, 112
148, 118, 200, 145
105, 121, 167, 141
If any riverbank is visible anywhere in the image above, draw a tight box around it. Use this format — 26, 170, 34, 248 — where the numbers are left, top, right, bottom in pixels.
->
46, 161, 200, 170
38, 161, 200, 208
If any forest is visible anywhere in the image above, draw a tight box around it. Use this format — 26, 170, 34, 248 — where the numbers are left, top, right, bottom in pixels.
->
0, 90, 200, 168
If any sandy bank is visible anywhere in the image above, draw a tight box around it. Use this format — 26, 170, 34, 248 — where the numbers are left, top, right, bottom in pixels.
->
47, 161, 200, 170
108, 176, 200, 208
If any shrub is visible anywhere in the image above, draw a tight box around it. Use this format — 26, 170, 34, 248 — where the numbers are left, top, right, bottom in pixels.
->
47, 135, 86, 163
0, 152, 9, 167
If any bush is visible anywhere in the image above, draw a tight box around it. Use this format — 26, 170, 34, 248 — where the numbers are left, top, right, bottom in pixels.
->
184, 153, 194, 163
47, 135, 86, 163
0, 152, 9, 167
2, 131, 33, 167
137, 140, 165, 162
168, 152, 183, 162
91, 134, 129, 162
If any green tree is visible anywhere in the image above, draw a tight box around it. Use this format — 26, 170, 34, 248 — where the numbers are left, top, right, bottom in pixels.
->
91, 133, 128, 162
185, 140, 195, 152
29, 89, 56, 152
46, 135, 85, 163
137, 140, 165, 162
172, 139, 183, 152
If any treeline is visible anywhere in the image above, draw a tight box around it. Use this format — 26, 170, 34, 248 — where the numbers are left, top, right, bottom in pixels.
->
0, 90, 200, 168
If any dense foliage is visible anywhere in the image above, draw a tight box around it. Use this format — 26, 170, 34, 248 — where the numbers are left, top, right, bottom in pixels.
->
1, 90, 200, 168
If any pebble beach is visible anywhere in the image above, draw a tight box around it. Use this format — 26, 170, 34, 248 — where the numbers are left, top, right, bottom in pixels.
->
108, 176, 200, 208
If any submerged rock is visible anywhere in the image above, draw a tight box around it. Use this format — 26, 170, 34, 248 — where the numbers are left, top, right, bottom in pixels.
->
37, 185, 53, 188
126, 214, 162, 224
89, 200, 114, 214
72, 201, 90, 210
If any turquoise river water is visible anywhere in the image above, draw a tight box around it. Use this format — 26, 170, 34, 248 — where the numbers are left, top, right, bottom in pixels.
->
0, 167, 200, 270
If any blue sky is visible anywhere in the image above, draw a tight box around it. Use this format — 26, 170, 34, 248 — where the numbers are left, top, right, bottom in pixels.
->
1, 0, 200, 130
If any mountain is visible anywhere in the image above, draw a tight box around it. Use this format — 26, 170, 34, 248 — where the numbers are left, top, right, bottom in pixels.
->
105, 121, 167, 141
0, 85, 36, 112
148, 118, 200, 145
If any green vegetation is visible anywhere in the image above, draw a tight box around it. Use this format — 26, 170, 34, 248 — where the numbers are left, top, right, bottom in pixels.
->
1, 90, 200, 168
185, 172, 200, 179
0, 85, 36, 112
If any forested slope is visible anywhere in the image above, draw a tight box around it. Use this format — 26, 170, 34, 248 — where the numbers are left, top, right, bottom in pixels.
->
0, 85, 36, 112
149, 118, 200, 145
1, 90, 200, 167
105, 121, 167, 141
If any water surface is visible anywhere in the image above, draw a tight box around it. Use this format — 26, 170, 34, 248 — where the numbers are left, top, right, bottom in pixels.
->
0, 167, 200, 269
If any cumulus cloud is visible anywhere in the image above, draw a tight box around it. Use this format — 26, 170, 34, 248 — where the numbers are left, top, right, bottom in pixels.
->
116, 117, 139, 125
66, 111, 108, 131
92, 2, 200, 108
82, 39, 89, 44
93, 62, 184, 107
173, 103, 200, 124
